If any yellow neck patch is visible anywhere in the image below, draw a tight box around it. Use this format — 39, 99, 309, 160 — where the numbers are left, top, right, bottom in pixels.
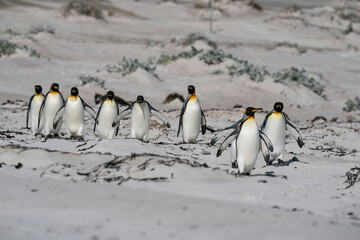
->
270, 112, 284, 120
50, 91, 58, 95
190, 94, 197, 101
69, 95, 78, 100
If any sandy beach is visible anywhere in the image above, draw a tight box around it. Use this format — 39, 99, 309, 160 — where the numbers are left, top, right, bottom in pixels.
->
0, 0, 359, 239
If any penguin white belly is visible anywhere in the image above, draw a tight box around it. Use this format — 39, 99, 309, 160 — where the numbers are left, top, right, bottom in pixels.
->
182, 101, 201, 143
263, 114, 286, 161
43, 93, 63, 135
131, 103, 150, 140
65, 98, 84, 137
96, 101, 117, 139
236, 118, 260, 174
30, 95, 44, 134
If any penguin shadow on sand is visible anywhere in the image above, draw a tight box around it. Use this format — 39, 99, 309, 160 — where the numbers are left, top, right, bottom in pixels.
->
245, 171, 288, 179
263, 156, 309, 167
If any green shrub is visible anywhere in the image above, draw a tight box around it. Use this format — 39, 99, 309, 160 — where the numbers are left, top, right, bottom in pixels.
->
227, 60, 269, 82
63, 1, 105, 20
0, 39, 18, 57
199, 49, 228, 65
79, 75, 105, 88
178, 32, 217, 49
272, 67, 326, 98
343, 96, 360, 112
157, 46, 203, 65
106, 57, 158, 78
29, 25, 55, 35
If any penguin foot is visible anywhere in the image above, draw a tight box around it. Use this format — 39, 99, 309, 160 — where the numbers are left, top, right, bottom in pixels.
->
231, 161, 238, 169
78, 136, 85, 141
54, 133, 59, 138
277, 159, 284, 165
244, 172, 251, 176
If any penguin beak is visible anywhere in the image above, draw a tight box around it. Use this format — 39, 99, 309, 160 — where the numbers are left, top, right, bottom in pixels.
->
252, 108, 263, 113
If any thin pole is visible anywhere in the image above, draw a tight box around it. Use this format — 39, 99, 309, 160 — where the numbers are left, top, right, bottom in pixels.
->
210, 0, 213, 33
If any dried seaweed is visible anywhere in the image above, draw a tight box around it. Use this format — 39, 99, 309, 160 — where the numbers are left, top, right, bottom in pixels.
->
344, 167, 360, 189
162, 93, 185, 104
94, 93, 131, 106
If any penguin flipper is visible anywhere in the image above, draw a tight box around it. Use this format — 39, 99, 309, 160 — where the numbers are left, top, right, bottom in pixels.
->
285, 116, 304, 148
259, 130, 274, 152
177, 95, 191, 137
26, 95, 35, 128
261, 110, 274, 130
37, 94, 47, 128
201, 109, 206, 135
210, 119, 243, 145
177, 106, 185, 137
53, 106, 65, 129
148, 103, 170, 128
81, 97, 97, 120
94, 101, 105, 133
112, 107, 132, 127
217, 128, 239, 157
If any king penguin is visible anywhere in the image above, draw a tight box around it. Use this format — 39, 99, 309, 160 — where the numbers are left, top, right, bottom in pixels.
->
53, 87, 96, 138
112, 95, 170, 142
94, 91, 119, 139
38, 83, 65, 137
26, 85, 45, 135
216, 107, 273, 175
261, 102, 304, 165
177, 85, 206, 143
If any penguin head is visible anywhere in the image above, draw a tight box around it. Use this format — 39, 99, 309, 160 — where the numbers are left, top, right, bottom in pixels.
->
107, 91, 115, 100
34, 85, 42, 94
274, 102, 283, 112
71, 87, 79, 96
136, 95, 144, 103
245, 107, 263, 117
188, 85, 195, 94
51, 83, 59, 92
